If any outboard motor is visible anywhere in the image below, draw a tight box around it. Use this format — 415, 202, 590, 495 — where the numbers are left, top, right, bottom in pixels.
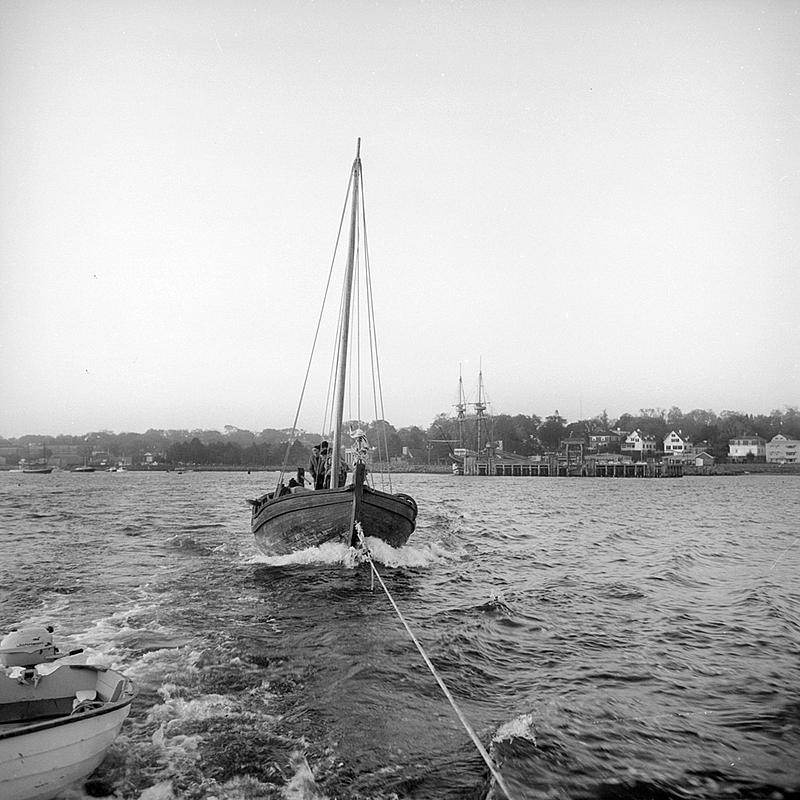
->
0, 626, 61, 667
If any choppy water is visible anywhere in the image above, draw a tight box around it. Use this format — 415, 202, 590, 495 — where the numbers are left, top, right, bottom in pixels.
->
0, 470, 798, 800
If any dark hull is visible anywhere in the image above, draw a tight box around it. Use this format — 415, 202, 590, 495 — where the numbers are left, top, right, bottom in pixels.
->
251, 485, 417, 556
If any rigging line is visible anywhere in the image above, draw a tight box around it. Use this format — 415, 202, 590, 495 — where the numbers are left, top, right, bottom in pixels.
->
343, 232, 355, 431
363, 261, 386, 489
318, 169, 358, 444
322, 199, 352, 446
278, 169, 354, 490
356, 222, 362, 425
359, 172, 392, 493
326, 202, 356, 467
322, 288, 342, 442
327, 261, 348, 436
353, 525, 516, 800
360, 175, 392, 492
354, 167, 381, 485
346, 225, 362, 429
361, 212, 383, 484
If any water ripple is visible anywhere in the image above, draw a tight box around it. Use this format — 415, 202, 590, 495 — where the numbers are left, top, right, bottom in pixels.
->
1, 471, 798, 798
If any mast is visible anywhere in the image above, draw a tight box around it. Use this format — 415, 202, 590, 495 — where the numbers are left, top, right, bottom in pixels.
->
474, 368, 487, 453
330, 139, 361, 487
455, 366, 466, 448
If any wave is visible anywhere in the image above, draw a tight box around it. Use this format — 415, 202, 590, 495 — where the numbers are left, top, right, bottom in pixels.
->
493, 712, 537, 745
164, 534, 216, 554
246, 536, 455, 569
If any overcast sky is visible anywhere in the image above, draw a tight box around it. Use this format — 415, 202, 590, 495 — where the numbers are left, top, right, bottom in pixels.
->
1, 0, 798, 438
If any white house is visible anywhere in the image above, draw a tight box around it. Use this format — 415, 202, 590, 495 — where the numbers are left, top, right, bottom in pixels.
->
622, 430, 657, 456
663, 430, 691, 455
728, 437, 766, 461
766, 434, 799, 463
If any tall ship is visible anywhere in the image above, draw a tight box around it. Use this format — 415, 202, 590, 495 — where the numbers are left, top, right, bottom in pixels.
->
448, 368, 548, 477
450, 367, 496, 476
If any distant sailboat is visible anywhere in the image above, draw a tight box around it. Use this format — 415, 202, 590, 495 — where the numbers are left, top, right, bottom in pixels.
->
21, 443, 52, 474
21, 464, 52, 475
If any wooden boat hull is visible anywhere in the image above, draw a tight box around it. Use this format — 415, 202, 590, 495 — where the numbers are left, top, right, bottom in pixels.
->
0, 665, 135, 800
252, 485, 417, 556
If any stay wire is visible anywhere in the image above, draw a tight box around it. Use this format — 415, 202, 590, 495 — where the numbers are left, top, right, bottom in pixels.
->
277, 169, 354, 491
353, 525, 516, 800
359, 171, 392, 493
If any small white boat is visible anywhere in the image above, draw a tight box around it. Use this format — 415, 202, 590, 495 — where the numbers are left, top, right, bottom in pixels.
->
0, 628, 135, 800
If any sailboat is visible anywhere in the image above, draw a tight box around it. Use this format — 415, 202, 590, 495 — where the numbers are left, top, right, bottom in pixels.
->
249, 141, 418, 556
21, 443, 53, 474
72, 458, 95, 473
21, 463, 53, 475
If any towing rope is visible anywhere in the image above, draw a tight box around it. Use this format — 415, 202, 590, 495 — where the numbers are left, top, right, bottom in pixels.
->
353, 524, 516, 800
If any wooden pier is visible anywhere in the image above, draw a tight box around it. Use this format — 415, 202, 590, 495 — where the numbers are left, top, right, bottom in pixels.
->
469, 455, 683, 478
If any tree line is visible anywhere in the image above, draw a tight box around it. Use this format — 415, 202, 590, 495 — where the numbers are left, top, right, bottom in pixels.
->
2, 406, 798, 466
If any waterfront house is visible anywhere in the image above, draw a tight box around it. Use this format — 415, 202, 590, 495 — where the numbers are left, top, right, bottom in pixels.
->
663, 450, 715, 469
663, 430, 692, 455
766, 434, 799, 463
622, 430, 657, 457
728, 436, 766, 461
588, 430, 621, 453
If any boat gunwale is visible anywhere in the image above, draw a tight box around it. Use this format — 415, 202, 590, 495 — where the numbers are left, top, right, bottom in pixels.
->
0, 692, 134, 741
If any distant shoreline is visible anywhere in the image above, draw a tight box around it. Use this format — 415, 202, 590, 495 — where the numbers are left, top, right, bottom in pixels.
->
3, 463, 798, 476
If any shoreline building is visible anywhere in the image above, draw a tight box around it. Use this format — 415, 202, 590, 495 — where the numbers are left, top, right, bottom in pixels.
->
728, 436, 766, 462
766, 434, 799, 464
663, 430, 692, 456
622, 430, 657, 458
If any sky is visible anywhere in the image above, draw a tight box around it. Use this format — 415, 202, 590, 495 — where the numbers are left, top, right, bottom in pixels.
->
1, 0, 798, 438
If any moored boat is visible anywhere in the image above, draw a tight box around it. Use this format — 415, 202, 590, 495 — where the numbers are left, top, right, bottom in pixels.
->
21, 465, 53, 475
20, 444, 53, 474
249, 141, 418, 555
0, 628, 135, 800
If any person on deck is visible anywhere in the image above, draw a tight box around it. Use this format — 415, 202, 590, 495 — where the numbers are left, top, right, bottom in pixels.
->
323, 453, 349, 488
314, 442, 329, 490
309, 444, 323, 490
337, 460, 349, 488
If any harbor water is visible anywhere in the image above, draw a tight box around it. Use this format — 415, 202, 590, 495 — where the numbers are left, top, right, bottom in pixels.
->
0, 470, 798, 799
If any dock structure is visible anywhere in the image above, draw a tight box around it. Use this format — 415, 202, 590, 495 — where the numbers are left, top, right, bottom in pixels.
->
464, 452, 683, 478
